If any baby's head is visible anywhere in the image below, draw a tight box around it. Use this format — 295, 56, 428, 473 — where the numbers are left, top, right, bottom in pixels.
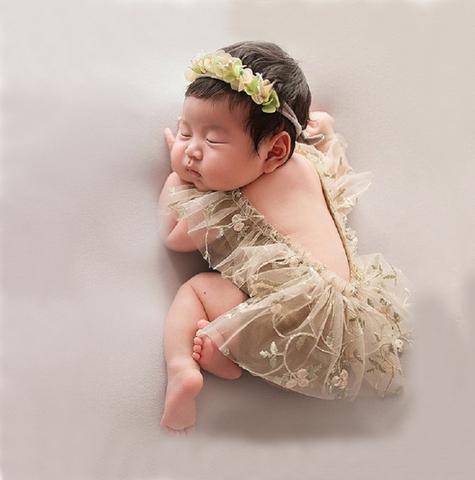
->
185, 41, 312, 160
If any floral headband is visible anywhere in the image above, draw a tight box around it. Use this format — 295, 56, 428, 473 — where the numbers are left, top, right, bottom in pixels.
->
185, 50, 324, 145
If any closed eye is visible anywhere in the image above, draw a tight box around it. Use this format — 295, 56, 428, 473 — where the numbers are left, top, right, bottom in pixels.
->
206, 139, 225, 145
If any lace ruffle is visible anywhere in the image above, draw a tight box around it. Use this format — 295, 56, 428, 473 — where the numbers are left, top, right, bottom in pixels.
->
295, 135, 374, 217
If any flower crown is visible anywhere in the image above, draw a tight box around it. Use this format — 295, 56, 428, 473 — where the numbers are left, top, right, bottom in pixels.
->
185, 50, 280, 113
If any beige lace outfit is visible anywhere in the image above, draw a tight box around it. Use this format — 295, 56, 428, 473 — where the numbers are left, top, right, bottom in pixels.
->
168, 136, 412, 400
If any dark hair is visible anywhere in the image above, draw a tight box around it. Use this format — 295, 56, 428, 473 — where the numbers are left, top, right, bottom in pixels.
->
185, 41, 312, 160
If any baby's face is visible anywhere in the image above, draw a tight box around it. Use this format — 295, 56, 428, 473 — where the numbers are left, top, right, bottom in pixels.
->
170, 97, 267, 192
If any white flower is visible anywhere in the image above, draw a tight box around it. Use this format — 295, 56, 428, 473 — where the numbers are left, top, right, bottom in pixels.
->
298, 378, 309, 387
270, 304, 282, 314
231, 214, 246, 232
296, 369, 309, 387
394, 339, 404, 353
331, 369, 349, 389
377, 304, 391, 315
184, 68, 199, 82
285, 379, 298, 389
230, 68, 254, 92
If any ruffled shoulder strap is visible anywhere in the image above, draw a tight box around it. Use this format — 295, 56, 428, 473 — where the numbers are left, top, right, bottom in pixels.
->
166, 184, 230, 256
295, 134, 374, 216
166, 185, 269, 275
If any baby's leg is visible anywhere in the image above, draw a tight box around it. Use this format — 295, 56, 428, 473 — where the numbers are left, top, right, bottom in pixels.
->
161, 272, 246, 436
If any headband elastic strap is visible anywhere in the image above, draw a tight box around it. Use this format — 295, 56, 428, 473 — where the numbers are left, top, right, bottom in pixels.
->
278, 103, 325, 146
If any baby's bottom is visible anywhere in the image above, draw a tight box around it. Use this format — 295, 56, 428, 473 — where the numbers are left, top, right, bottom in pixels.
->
160, 271, 246, 436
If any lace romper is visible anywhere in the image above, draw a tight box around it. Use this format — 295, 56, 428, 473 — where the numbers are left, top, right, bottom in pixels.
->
168, 136, 412, 400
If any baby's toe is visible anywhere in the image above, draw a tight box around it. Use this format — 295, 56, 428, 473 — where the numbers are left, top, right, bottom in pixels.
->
193, 336, 203, 346
197, 319, 210, 330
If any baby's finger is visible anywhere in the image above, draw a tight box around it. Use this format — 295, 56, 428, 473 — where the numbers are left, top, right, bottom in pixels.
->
306, 119, 322, 130
304, 120, 324, 136
310, 111, 334, 128
309, 111, 323, 121
164, 128, 175, 152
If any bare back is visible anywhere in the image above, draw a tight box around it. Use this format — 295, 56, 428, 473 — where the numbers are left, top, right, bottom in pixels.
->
241, 152, 351, 282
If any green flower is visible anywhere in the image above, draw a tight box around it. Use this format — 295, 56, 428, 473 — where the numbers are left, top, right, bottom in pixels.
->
262, 88, 280, 113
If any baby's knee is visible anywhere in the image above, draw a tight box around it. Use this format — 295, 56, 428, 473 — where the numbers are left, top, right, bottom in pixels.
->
186, 271, 246, 308
185, 272, 222, 295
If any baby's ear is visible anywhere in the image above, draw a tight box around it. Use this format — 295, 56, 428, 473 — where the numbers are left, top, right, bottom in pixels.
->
262, 131, 291, 173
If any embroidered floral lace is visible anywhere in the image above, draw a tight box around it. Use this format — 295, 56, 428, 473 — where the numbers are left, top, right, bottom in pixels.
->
167, 135, 412, 400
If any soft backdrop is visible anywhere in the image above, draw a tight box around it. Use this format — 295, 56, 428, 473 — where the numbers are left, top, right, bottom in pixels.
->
1, 0, 474, 479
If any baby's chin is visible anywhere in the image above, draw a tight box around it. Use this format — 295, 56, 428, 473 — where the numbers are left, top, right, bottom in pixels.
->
195, 184, 213, 192
185, 175, 233, 192
190, 177, 215, 192
175, 172, 208, 191
188, 178, 209, 191
196, 182, 243, 192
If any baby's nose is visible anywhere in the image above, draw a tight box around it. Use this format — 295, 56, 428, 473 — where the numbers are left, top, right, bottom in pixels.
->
185, 142, 203, 160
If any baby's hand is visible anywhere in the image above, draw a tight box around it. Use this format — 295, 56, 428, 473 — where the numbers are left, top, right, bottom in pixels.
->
164, 127, 176, 157
164, 126, 193, 185
305, 111, 336, 152
306, 112, 349, 174
306, 111, 335, 139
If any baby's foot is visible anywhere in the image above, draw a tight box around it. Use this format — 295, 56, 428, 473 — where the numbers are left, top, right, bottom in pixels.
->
192, 319, 242, 380
160, 367, 203, 437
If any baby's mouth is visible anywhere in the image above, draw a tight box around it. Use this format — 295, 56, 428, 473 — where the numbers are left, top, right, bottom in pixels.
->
187, 168, 201, 178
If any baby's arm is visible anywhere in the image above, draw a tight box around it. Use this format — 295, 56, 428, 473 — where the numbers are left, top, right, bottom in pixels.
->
305, 112, 350, 178
159, 127, 199, 252
158, 171, 198, 252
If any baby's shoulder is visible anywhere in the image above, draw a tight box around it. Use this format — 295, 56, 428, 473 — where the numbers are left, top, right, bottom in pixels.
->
285, 151, 317, 177
271, 151, 321, 191
241, 151, 321, 208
